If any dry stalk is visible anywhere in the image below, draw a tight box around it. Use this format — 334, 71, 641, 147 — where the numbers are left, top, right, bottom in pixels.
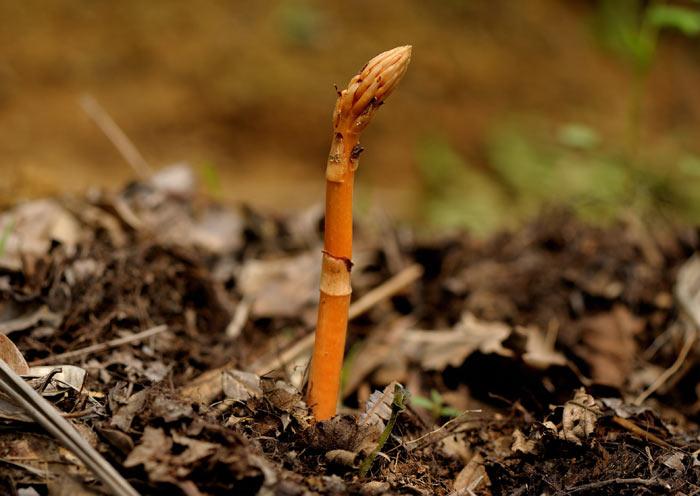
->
307, 46, 412, 420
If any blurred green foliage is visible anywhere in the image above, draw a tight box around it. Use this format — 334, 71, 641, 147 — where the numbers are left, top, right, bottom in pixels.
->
595, 0, 700, 72
415, 1, 700, 233
417, 135, 507, 234
200, 161, 222, 199
411, 389, 462, 420
0, 218, 13, 258
275, 1, 322, 47
416, 123, 700, 233
594, 0, 700, 154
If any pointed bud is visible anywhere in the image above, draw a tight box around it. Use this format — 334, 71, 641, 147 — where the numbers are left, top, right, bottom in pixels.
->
333, 46, 412, 133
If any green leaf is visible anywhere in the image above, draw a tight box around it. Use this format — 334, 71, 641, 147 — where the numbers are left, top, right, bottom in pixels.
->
0, 218, 14, 258
647, 5, 700, 36
440, 406, 463, 418
594, 0, 655, 69
200, 162, 222, 198
410, 395, 435, 410
557, 123, 601, 150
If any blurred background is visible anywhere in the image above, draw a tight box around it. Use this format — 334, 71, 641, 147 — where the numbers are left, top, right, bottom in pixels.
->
1, 0, 700, 233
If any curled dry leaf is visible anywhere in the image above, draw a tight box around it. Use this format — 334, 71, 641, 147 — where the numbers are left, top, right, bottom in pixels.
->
359, 381, 399, 432
559, 388, 601, 445
402, 313, 512, 371
661, 451, 685, 472
25, 365, 86, 395
511, 429, 537, 454
0, 335, 29, 375
222, 369, 263, 402
599, 397, 651, 419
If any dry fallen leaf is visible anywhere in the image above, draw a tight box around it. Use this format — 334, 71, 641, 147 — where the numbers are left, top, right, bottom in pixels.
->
402, 313, 513, 371
453, 452, 490, 494
0, 199, 80, 271
511, 428, 536, 454
575, 305, 644, 387
238, 252, 319, 318
560, 388, 601, 444
124, 427, 174, 483
675, 255, 700, 325
0, 334, 29, 375
25, 365, 86, 395
661, 451, 685, 472
222, 369, 263, 402
359, 381, 399, 432
0, 304, 63, 336
117, 165, 243, 255
518, 325, 567, 369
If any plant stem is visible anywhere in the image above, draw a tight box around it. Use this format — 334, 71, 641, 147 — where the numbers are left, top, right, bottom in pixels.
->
307, 46, 412, 420
358, 384, 408, 477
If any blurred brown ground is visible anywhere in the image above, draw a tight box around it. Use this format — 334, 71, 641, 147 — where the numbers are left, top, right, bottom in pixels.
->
1, 0, 699, 220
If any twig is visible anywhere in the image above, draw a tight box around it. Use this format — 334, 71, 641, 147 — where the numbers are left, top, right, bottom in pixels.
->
80, 94, 153, 179
611, 415, 674, 449
634, 326, 696, 405
404, 409, 483, 450
562, 477, 669, 494
0, 361, 139, 496
347, 264, 423, 319
29, 325, 168, 366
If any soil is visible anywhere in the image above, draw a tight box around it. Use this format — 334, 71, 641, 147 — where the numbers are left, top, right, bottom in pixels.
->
1, 168, 700, 495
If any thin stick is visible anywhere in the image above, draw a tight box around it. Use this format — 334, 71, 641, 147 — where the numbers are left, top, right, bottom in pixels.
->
404, 409, 483, 450
633, 327, 696, 405
80, 94, 153, 179
611, 415, 674, 449
0, 361, 139, 496
29, 325, 168, 366
347, 264, 423, 319
562, 477, 669, 494
308, 46, 412, 420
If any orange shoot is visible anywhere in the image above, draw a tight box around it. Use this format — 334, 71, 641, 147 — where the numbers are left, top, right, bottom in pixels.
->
307, 46, 412, 420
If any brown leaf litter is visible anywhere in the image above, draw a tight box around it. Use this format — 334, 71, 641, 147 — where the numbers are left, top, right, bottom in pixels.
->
1, 169, 700, 494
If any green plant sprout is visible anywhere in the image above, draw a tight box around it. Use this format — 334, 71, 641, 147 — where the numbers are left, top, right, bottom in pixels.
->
200, 162, 222, 199
410, 389, 462, 420
0, 217, 14, 259
595, 0, 700, 151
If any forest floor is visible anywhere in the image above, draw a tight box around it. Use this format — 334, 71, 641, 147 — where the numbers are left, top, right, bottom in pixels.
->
1, 166, 700, 495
